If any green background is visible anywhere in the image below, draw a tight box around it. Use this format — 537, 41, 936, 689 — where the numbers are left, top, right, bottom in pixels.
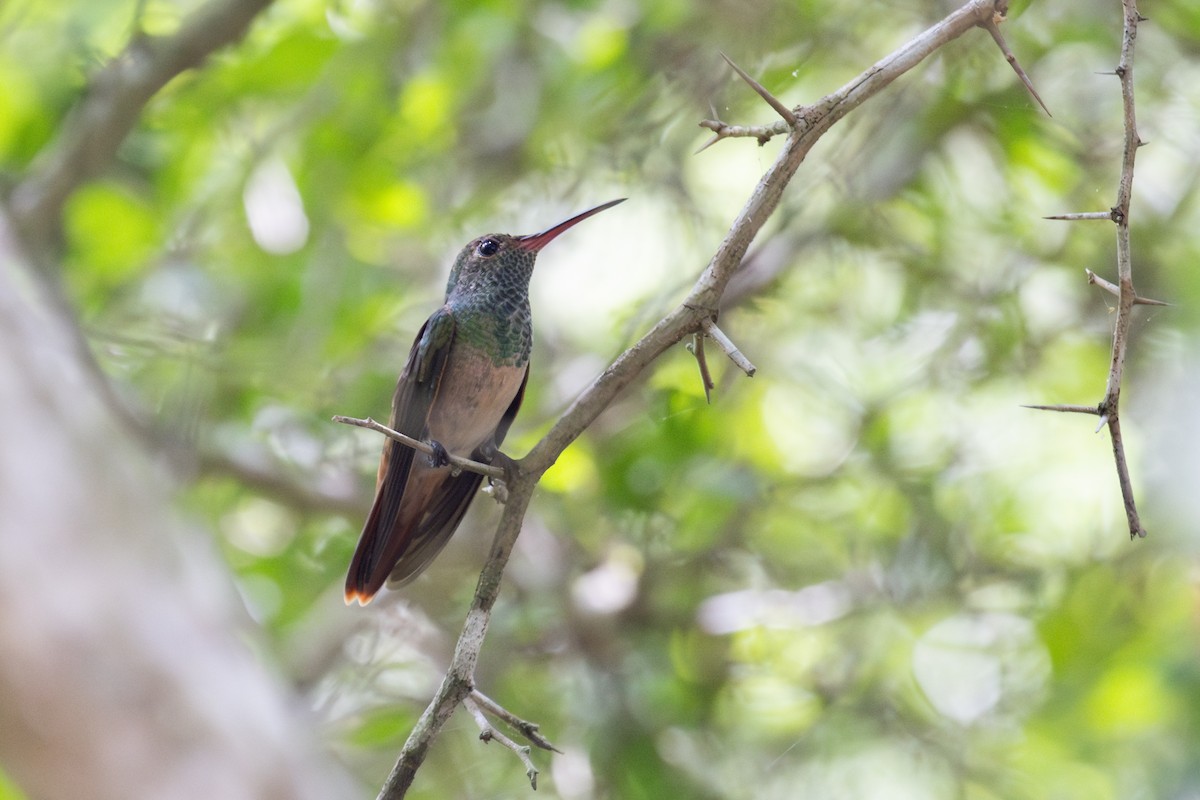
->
3, 0, 1200, 797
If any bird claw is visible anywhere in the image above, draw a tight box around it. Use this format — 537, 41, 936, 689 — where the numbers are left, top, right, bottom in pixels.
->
427, 440, 451, 468
477, 439, 516, 476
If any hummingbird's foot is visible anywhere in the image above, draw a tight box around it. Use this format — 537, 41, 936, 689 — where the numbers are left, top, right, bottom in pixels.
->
478, 440, 518, 478
490, 450, 519, 478
426, 439, 451, 468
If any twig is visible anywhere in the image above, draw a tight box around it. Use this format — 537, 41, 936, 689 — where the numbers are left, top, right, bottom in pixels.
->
696, 119, 783, 150
331, 416, 505, 481
1108, 412, 1146, 538
462, 695, 540, 790
470, 689, 560, 753
1085, 269, 1168, 306
700, 318, 757, 377
377, 2, 1021, 796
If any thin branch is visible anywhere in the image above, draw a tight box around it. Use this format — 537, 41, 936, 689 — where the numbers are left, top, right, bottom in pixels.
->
1086, 268, 1169, 306
1108, 413, 1146, 538
1101, 0, 1148, 539
700, 317, 757, 377
332, 416, 505, 481
196, 444, 365, 517
470, 689, 560, 753
696, 119, 782, 150
1029, 0, 1150, 540
8, 0, 276, 262
462, 695, 540, 790
378, 2, 1017, 796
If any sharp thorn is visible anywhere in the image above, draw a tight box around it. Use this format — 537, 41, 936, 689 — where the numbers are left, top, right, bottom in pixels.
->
1134, 295, 1170, 307
719, 51, 798, 126
983, 21, 1052, 116
695, 133, 723, 154
1043, 211, 1112, 221
1020, 403, 1102, 416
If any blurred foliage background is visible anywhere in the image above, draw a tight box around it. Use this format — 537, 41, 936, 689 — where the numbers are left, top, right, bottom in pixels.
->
3, 0, 1200, 797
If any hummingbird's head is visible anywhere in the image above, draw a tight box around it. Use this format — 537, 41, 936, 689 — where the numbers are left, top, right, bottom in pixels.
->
444, 199, 626, 299
444, 233, 536, 300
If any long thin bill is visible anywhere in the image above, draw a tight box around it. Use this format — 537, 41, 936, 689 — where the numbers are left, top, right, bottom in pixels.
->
516, 198, 626, 252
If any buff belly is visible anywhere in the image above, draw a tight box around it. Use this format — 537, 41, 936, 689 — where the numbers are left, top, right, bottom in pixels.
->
425, 345, 526, 455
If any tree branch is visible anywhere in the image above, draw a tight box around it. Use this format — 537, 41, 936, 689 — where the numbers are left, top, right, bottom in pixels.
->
8, 0, 276, 262
1104, 0, 1149, 538
373, 1, 1021, 796
195, 443, 365, 517
332, 416, 506, 481
460, 695, 547, 786
1028, 0, 1150, 539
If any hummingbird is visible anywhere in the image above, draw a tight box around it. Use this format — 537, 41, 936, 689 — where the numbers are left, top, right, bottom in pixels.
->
345, 198, 626, 606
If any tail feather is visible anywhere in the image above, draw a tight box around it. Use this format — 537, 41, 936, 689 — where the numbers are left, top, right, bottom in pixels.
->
343, 458, 483, 605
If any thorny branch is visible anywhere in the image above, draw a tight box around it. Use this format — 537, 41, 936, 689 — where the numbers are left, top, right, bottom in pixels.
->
1034, 0, 1150, 539
371, 1, 1031, 796
697, 0, 1049, 147
462, 689, 559, 790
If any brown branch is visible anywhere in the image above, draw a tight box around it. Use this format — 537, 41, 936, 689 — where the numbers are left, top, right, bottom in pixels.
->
1103, 0, 1148, 538
374, 2, 1014, 797
1108, 412, 1146, 538
696, 119, 782, 150
1086, 268, 1169, 306
196, 444, 366, 517
8, 0, 276, 262
469, 689, 560, 753
461, 688, 561, 790
462, 695, 540, 789
1028, 0, 1150, 540
332, 416, 506, 481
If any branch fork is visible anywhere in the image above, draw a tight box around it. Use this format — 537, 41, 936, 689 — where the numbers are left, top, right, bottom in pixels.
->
696, 52, 800, 153
463, 690, 560, 790
684, 310, 757, 402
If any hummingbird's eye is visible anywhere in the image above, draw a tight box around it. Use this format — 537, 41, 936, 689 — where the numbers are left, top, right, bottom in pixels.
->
477, 238, 500, 257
